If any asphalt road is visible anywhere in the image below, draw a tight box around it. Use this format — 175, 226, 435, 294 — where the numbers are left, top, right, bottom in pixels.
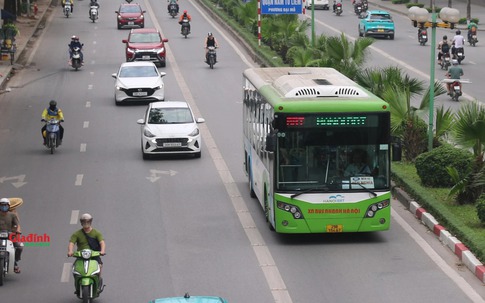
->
0, 0, 484, 302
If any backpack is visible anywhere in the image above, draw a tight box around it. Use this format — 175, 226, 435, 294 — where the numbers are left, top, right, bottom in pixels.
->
441, 42, 450, 53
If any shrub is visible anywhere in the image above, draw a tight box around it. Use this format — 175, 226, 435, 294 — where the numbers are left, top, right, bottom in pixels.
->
426, 7, 441, 13
476, 195, 485, 224
415, 144, 473, 187
406, 3, 424, 8
459, 17, 467, 24
392, 0, 409, 4
471, 18, 479, 24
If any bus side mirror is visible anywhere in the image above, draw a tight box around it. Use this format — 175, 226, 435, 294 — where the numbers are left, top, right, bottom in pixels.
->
265, 132, 276, 152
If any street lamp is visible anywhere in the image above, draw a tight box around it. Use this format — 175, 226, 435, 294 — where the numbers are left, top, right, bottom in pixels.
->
408, 5, 459, 151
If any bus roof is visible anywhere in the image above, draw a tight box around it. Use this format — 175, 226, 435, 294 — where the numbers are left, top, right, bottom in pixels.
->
243, 67, 389, 113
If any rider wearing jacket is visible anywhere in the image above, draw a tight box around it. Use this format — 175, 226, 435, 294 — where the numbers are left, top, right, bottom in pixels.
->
0, 198, 22, 274
178, 10, 191, 33
68, 35, 84, 63
41, 100, 65, 145
167, 0, 179, 14
61, 0, 74, 12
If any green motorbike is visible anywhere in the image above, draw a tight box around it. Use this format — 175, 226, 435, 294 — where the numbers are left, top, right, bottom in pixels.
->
71, 249, 105, 303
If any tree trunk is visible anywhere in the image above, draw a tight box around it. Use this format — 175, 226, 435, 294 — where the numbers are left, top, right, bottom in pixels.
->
467, 0, 471, 20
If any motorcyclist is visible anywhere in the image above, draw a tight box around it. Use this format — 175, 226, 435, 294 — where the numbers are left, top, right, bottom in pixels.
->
68, 214, 106, 276
68, 35, 84, 64
0, 198, 22, 274
61, 0, 74, 13
437, 35, 450, 65
451, 30, 465, 59
204, 32, 219, 61
332, 0, 342, 12
89, 0, 100, 18
467, 21, 478, 42
445, 59, 464, 95
178, 10, 192, 33
41, 100, 65, 145
167, 0, 179, 14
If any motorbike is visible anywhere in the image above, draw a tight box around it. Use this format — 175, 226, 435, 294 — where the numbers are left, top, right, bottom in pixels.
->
450, 80, 462, 101
70, 45, 83, 71
440, 52, 451, 70
334, 3, 342, 16
454, 47, 465, 64
72, 249, 105, 303
90, 6, 99, 23
206, 46, 217, 69
180, 18, 190, 38
418, 28, 428, 46
468, 28, 478, 47
64, 2, 72, 18
169, 3, 178, 18
43, 118, 61, 154
354, 3, 362, 15
362, 0, 368, 12
0, 231, 16, 286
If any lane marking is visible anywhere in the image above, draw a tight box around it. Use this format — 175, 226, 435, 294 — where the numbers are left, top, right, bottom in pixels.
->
75, 174, 83, 186
80, 143, 86, 152
83, 121, 89, 128
86, 101, 91, 108
88, 84, 93, 90
61, 262, 71, 283
70, 210, 79, 224
392, 208, 485, 303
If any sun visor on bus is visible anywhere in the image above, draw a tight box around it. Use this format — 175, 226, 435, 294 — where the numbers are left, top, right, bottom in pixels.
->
274, 75, 369, 98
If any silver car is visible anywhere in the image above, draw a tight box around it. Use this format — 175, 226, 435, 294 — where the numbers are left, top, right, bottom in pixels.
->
112, 62, 166, 105
137, 101, 205, 159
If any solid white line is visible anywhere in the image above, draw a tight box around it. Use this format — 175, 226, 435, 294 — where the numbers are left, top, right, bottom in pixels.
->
80, 144, 86, 152
144, 1, 290, 302
61, 262, 71, 282
83, 121, 89, 128
70, 210, 79, 225
75, 174, 83, 186
392, 208, 485, 303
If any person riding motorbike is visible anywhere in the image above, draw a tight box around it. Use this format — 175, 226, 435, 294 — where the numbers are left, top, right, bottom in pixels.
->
204, 32, 219, 61
0, 198, 22, 274
167, 0, 179, 14
68, 35, 84, 64
68, 213, 106, 277
178, 10, 192, 33
61, 0, 74, 13
333, 0, 342, 13
467, 21, 478, 42
452, 30, 465, 59
89, 0, 100, 18
41, 100, 65, 145
437, 35, 450, 65
445, 59, 464, 95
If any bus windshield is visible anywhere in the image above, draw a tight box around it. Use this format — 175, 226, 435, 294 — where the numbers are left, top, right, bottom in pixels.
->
275, 113, 390, 192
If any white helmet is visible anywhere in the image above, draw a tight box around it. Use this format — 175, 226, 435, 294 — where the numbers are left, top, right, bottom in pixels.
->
0, 198, 10, 205
80, 213, 93, 223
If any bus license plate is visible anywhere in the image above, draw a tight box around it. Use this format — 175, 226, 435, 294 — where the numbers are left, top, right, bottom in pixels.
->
326, 224, 343, 233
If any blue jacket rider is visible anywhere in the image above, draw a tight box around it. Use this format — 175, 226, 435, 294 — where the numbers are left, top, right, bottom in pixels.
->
68, 35, 84, 63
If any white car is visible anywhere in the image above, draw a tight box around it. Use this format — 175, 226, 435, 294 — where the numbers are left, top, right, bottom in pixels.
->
305, 0, 329, 10
137, 101, 205, 159
112, 61, 166, 105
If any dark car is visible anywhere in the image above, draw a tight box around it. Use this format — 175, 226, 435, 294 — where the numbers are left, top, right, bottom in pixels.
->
122, 28, 169, 67
116, 3, 145, 29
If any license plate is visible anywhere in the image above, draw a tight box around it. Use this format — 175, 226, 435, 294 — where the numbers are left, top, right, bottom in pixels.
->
378, 29, 384, 32
133, 92, 147, 96
128, 21, 134, 25
422, 35, 427, 39
163, 142, 182, 147
458, 52, 463, 56
326, 224, 343, 233
142, 55, 150, 60
454, 86, 460, 90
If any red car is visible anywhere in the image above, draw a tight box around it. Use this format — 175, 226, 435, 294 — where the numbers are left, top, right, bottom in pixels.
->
116, 3, 145, 29
122, 28, 169, 67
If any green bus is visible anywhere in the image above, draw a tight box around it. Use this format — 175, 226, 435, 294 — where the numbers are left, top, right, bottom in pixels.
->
243, 67, 391, 233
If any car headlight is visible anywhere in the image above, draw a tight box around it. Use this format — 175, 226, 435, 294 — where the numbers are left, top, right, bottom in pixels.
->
117, 15, 122, 20
188, 128, 199, 137
156, 48, 165, 54
143, 128, 155, 138
140, 15, 144, 19
126, 48, 135, 54
153, 86, 161, 91
115, 85, 126, 91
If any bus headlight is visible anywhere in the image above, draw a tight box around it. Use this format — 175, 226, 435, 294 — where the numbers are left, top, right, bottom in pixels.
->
364, 200, 390, 218
277, 201, 304, 219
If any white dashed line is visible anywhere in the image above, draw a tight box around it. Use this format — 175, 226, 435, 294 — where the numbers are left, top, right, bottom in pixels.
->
80, 144, 86, 152
83, 121, 89, 128
75, 174, 83, 186
70, 210, 79, 224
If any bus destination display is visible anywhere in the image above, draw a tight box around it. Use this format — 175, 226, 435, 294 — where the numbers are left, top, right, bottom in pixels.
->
281, 114, 378, 128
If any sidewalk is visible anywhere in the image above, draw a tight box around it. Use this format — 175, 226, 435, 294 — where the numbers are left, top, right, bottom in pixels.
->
0, 0, 52, 91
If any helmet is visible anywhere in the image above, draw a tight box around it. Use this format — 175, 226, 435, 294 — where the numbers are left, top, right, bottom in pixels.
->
80, 213, 93, 223
71, 35, 79, 41
184, 10, 187, 14
456, 30, 461, 35
452, 59, 459, 65
0, 198, 10, 205
443, 35, 447, 40
208, 32, 213, 37
49, 100, 57, 107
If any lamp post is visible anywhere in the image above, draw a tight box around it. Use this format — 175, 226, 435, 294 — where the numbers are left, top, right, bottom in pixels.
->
408, 5, 459, 151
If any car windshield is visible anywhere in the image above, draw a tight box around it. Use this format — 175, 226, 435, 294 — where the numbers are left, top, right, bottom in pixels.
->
120, 6, 141, 13
371, 13, 391, 20
148, 108, 194, 124
119, 66, 159, 78
130, 33, 161, 43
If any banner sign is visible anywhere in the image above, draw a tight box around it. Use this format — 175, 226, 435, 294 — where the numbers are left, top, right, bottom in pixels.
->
261, 0, 303, 14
